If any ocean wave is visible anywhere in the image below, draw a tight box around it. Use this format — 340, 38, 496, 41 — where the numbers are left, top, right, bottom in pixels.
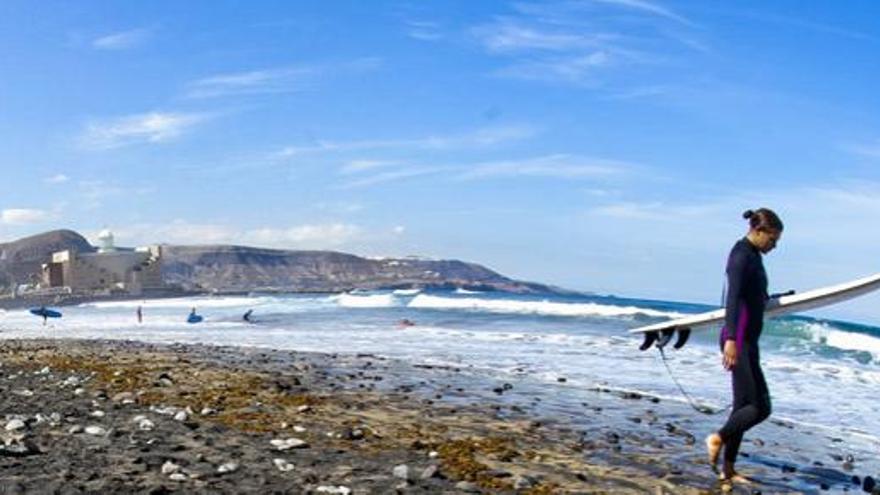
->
80, 296, 271, 309
455, 288, 482, 295
771, 319, 880, 364
407, 294, 684, 319
333, 293, 399, 308
392, 289, 421, 296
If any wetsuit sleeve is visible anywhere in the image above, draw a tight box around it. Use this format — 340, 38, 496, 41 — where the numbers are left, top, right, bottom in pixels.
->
724, 248, 748, 342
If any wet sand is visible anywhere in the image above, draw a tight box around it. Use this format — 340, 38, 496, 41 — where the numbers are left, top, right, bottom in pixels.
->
0, 339, 875, 494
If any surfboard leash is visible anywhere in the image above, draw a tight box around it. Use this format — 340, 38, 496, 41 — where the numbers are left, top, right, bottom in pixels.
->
657, 347, 729, 415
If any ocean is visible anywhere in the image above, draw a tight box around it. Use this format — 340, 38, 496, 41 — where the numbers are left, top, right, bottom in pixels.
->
1, 288, 878, 482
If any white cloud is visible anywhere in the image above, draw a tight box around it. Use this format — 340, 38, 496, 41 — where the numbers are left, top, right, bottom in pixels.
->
1, 208, 50, 225
79, 112, 208, 150
494, 52, 611, 84
586, 0, 693, 25
185, 67, 315, 99
247, 224, 362, 248
45, 174, 70, 184
92, 28, 151, 50
337, 167, 446, 189
276, 124, 538, 158
339, 160, 401, 175
458, 154, 630, 180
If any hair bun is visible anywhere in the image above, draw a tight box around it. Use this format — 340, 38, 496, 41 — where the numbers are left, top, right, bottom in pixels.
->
742, 209, 754, 219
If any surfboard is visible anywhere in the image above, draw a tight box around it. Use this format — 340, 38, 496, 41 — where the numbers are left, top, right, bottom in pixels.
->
630, 272, 880, 351
29, 307, 62, 318
187, 314, 203, 324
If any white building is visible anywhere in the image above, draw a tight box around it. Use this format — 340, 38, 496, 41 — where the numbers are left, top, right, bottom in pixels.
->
41, 230, 164, 295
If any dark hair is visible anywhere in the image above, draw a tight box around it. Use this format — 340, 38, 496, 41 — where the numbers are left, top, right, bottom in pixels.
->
743, 208, 783, 232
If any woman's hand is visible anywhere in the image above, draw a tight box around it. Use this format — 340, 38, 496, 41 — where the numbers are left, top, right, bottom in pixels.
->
723, 340, 738, 370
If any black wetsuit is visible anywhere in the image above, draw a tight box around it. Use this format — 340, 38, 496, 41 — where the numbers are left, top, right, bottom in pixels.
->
718, 238, 771, 465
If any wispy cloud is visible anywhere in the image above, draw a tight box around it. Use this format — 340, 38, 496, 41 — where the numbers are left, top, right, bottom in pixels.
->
473, 21, 612, 52
45, 174, 70, 184
92, 28, 152, 50
1, 208, 51, 225
185, 67, 315, 99
337, 167, 446, 189
185, 58, 382, 99
458, 154, 630, 180
405, 20, 444, 41
276, 124, 539, 158
79, 112, 209, 150
586, 0, 693, 26
841, 140, 880, 159
339, 160, 401, 175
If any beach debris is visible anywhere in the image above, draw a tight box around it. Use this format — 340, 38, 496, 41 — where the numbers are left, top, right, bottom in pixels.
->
84, 425, 107, 436
273, 458, 295, 472
270, 438, 309, 450
216, 462, 239, 474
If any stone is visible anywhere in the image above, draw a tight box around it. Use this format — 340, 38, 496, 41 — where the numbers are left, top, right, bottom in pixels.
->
169, 473, 188, 482
514, 475, 539, 489
74, 388, 85, 396
161, 461, 181, 475
273, 458, 295, 472
138, 419, 156, 431
85, 426, 107, 436
216, 462, 239, 474
173, 411, 188, 422
112, 392, 136, 404
200, 407, 216, 416
68, 425, 84, 434
5, 419, 26, 432
420, 465, 439, 480
315, 487, 351, 495
293, 425, 307, 433
455, 481, 480, 492
270, 438, 309, 450
392, 464, 410, 481
297, 405, 311, 413
90, 410, 106, 418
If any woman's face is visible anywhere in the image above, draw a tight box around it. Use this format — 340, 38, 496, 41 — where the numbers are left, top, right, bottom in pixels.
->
755, 228, 782, 253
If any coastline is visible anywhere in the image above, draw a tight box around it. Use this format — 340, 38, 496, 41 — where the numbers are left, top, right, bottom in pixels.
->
0, 338, 714, 494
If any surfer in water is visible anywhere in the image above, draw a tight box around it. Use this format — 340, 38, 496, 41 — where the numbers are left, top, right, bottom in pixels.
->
243, 309, 253, 323
706, 208, 783, 484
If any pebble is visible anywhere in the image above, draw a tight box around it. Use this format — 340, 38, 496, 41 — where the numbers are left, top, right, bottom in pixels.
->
112, 392, 136, 404
216, 462, 239, 474
297, 405, 311, 413
74, 388, 85, 396
392, 464, 411, 481
173, 411, 188, 422
293, 426, 307, 433
85, 426, 107, 436
90, 410, 106, 418
455, 481, 480, 492
273, 458, 295, 472
270, 438, 309, 450
5, 419, 26, 432
428, 451, 439, 459
68, 425, 84, 434
169, 473, 188, 482
420, 465, 439, 480
161, 461, 181, 475
315, 487, 351, 495
200, 407, 216, 416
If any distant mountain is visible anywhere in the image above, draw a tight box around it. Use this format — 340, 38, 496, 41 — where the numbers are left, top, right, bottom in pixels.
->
0, 230, 95, 288
162, 245, 551, 293
0, 230, 555, 294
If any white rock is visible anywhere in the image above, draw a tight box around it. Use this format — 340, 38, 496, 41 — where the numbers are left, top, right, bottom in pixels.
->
273, 458, 295, 472
428, 450, 439, 459
138, 419, 155, 431
85, 425, 107, 436
131, 415, 148, 423
5, 419, 26, 432
174, 411, 188, 422
37, 366, 51, 375
90, 410, 106, 418
68, 425, 84, 434
200, 407, 216, 416
316, 487, 351, 495
74, 388, 85, 396
62, 376, 80, 387
270, 438, 309, 450
392, 464, 410, 481
293, 426, 307, 433
14, 389, 34, 397
161, 461, 181, 474
49, 413, 61, 424
169, 473, 188, 482
296, 405, 311, 413
217, 462, 239, 474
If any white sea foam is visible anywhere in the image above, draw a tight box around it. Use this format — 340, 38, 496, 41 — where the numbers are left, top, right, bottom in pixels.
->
334, 293, 399, 308
796, 321, 880, 360
408, 294, 684, 319
392, 289, 421, 296
454, 288, 482, 295
81, 296, 269, 309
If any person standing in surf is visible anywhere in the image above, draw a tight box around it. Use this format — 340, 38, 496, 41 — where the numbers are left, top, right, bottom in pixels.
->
706, 208, 783, 484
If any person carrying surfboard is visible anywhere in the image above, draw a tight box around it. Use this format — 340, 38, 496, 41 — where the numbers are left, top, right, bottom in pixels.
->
706, 208, 783, 485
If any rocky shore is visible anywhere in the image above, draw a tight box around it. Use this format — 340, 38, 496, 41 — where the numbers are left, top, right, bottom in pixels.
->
0, 339, 875, 494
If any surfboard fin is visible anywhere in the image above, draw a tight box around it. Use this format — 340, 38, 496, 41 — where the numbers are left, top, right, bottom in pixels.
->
639, 331, 659, 351
656, 329, 676, 349
673, 328, 691, 349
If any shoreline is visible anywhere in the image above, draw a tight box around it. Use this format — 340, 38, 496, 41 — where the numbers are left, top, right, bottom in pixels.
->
0, 338, 874, 494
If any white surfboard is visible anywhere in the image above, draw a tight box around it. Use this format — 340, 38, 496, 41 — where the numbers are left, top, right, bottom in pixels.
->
630, 272, 880, 350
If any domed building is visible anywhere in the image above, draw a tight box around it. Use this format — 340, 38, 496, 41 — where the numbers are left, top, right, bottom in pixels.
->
41, 229, 165, 295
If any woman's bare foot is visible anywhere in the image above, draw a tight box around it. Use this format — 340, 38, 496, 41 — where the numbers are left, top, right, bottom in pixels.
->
719, 470, 752, 485
705, 433, 722, 471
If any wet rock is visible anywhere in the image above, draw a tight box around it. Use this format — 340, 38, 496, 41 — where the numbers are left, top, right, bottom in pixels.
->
112, 392, 136, 404
270, 438, 309, 450
296, 405, 311, 413
485, 469, 512, 478
68, 425, 83, 434
454, 481, 480, 492
514, 474, 539, 489
156, 373, 174, 387
343, 427, 364, 440
90, 410, 105, 418
557, 377, 567, 383
168, 473, 188, 482
216, 462, 239, 474
864, 476, 876, 492
273, 458, 295, 472
200, 407, 216, 416
0, 439, 40, 457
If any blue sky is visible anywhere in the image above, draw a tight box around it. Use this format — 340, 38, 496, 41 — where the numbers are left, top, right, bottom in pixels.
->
1, 0, 880, 321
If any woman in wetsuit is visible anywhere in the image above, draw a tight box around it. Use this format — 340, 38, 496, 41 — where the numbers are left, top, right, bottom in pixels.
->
706, 208, 783, 483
